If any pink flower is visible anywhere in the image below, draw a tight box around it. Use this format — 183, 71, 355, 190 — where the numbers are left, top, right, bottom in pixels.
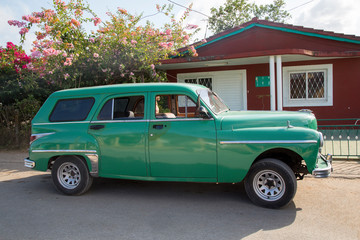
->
45, 24, 52, 33
31, 51, 41, 58
22, 15, 31, 22
8, 20, 26, 28
186, 24, 198, 30
75, 9, 83, 16
26, 62, 34, 70
130, 72, 134, 76
165, 29, 172, 35
6, 42, 15, 49
158, 42, 169, 49
19, 27, 29, 35
184, 35, 190, 40
43, 47, 61, 57
71, 19, 80, 28
89, 37, 95, 43
64, 73, 70, 79
64, 58, 72, 66
150, 64, 155, 70
131, 40, 137, 45
93, 53, 99, 58
118, 8, 127, 14
188, 45, 197, 56
92, 17, 101, 26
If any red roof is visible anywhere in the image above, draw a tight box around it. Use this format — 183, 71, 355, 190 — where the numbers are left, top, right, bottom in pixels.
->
162, 18, 360, 66
206, 18, 360, 45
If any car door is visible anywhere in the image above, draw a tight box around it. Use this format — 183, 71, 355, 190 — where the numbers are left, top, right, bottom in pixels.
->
88, 93, 148, 177
148, 92, 217, 179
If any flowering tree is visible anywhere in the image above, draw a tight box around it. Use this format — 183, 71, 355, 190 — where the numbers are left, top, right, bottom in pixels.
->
0, 42, 36, 104
0, 42, 46, 148
0, 42, 31, 74
8, 0, 200, 88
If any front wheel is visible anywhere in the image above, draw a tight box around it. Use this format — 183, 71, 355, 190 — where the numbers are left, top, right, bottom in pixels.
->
51, 156, 93, 195
244, 158, 297, 208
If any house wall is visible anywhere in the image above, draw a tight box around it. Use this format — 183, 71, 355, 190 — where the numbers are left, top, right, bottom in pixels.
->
166, 57, 360, 120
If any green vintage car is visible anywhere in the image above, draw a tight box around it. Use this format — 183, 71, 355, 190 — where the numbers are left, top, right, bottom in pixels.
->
24, 83, 331, 208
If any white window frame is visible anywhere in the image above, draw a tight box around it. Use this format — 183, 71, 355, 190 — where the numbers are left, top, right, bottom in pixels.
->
283, 64, 333, 107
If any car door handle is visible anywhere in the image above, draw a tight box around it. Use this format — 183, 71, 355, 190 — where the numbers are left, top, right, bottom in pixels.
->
90, 124, 105, 130
153, 124, 164, 130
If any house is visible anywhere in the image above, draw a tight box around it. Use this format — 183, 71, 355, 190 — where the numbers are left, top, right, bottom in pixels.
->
159, 18, 360, 121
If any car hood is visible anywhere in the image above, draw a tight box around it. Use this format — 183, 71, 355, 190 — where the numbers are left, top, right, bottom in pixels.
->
219, 110, 317, 130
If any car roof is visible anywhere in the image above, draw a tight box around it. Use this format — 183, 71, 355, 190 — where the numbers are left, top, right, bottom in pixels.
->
50, 83, 206, 98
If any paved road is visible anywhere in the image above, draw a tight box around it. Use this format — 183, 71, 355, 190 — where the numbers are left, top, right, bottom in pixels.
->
0, 151, 359, 240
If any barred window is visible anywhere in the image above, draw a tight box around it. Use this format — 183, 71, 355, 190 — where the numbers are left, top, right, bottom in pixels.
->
283, 64, 333, 107
184, 77, 212, 90
290, 71, 325, 99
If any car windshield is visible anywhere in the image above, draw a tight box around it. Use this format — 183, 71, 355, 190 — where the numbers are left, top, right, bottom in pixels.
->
197, 88, 229, 115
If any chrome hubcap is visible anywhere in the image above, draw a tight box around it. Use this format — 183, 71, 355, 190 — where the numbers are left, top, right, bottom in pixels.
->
253, 170, 285, 201
57, 162, 81, 189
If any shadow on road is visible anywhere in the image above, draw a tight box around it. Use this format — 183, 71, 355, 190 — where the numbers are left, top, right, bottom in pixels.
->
0, 173, 297, 240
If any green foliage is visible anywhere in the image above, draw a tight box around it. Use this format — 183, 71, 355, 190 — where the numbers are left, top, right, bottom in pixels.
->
0, 96, 41, 149
208, 0, 290, 34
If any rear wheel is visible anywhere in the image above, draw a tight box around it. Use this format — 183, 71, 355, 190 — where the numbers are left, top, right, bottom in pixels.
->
51, 156, 93, 195
244, 158, 297, 208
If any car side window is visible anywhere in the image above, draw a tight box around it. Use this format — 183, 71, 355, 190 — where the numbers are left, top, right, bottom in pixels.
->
98, 95, 144, 120
50, 97, 94, 122
155, 94, 198, 119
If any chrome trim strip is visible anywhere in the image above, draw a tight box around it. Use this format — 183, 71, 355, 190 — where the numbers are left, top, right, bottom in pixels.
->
91, 119, 147, 123
33, 121, 90, 125
111, 99, 114, 120
91, 118, 213, 123
151, 118, 213, 122
86, 154, 99, 177
219, 140, 318, 144
31, 149, 97, 153
31, 132, 55, 137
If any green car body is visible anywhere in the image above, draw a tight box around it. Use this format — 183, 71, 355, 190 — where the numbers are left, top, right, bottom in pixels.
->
25, 83, 331, 208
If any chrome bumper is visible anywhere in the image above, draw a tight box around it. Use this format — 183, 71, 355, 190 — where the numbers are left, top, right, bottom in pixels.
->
312, 154, 333, 178
24, 158, 35, 168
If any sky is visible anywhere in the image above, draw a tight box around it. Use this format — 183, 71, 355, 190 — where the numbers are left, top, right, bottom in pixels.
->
1, 0, 360, 53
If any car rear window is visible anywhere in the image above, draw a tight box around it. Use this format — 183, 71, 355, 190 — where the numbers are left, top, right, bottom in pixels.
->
49, 98, 95, 122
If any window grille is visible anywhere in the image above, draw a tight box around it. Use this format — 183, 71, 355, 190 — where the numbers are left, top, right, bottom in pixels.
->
184, 77, 213, 90
290, 71, 325, 100
184, 79, 197, 84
